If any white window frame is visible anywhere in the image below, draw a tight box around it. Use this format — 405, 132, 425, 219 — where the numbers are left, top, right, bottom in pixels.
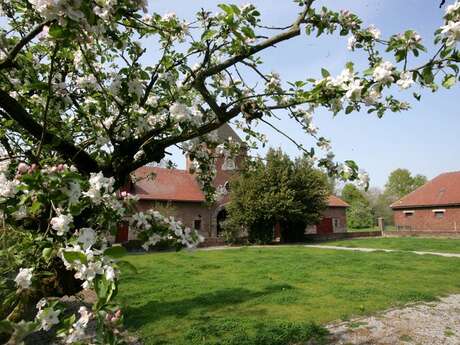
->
403, 210, 415, 215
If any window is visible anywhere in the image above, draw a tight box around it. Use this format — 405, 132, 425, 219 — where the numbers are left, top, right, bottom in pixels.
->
433, 209, 445, 219
403, 210, 414, 217
333, 218, 340, 229
194, 219, 202, 230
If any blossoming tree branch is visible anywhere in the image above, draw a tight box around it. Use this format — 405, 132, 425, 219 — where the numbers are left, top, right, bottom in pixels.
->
0, 0, 459, 343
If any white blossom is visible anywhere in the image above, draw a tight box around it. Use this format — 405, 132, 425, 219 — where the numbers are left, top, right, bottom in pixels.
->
367, 25, 381, 40
170, 102, 192, 122
77, 228, 97, 250
364, 88, 381, 105
372, 61, 394, 83
0, 173, 19, 199
345, 79, 363, 100
104, 265, 116, 281
446, 1, 460, 16
50, 213, 73, 236
74, 261, 104, 286
441, 20, 460, 46
83, 172, 114, 205
14, 268, 33, 289
65, 307, 91, 343
162, 12, 177, 21
397, 71, 414, 90
357, 170, 370, 188
36, 307, 61, 331
127, 79, 144, 99
347, 35, 357, 50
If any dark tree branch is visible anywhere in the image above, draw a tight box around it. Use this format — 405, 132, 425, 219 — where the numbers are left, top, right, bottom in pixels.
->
198, 1, 313, 79
0, 90, 101, 175
0, 21, 52, 70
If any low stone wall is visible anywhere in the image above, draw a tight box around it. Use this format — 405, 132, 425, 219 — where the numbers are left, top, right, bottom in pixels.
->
383, 230, 460, 238
304, 231, 382, 242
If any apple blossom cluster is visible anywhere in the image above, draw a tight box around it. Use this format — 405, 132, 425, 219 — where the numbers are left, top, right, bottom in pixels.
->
441, 1, 460, 46
129, 209, 204, 250
35, 300, 61, 331
60, 244, 118, 289
14, 268, 34, 289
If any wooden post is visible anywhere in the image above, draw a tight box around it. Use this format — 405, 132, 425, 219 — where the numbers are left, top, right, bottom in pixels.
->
378, 217, 385, 232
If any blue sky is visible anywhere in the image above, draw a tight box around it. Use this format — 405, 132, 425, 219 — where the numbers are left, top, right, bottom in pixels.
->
151, 0, 460, 188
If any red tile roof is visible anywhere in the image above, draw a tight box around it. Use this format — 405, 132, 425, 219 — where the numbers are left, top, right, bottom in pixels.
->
133, 166, 349, 207
133, 166, 205, 202
391, 171, 460, 209
328, 195, 350, 208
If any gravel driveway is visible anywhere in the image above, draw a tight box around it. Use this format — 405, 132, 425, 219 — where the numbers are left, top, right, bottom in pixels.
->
326, 294, 460, 345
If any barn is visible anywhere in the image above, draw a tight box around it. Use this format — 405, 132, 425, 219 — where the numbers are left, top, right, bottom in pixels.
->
391, 171, 460, 231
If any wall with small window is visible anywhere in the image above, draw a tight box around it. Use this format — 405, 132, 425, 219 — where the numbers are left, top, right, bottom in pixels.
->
394, 207, 460, 231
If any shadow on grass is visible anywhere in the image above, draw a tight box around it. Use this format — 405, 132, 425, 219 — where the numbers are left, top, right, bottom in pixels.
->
124, 283, 294, 328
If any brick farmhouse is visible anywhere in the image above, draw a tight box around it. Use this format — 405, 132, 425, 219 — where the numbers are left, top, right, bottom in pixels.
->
391, 171, 460, 231
116, 124, 349, 244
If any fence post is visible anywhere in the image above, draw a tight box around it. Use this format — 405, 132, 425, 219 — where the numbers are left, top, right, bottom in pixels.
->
378, 217, 385, 233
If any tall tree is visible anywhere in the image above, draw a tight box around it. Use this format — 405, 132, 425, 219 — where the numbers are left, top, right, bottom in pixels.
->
341, 183, 374, 228
226, 149, 329, 243
385, 169, 427, 199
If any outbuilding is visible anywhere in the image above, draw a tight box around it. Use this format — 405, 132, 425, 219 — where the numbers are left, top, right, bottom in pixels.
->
391, 171, 460, 231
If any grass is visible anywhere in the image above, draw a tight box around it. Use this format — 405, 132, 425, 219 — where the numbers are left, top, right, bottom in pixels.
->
118, 246, 460, 344
322, 237, 460, 254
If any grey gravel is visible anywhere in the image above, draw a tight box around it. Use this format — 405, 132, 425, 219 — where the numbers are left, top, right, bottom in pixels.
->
326, 294, 460, 345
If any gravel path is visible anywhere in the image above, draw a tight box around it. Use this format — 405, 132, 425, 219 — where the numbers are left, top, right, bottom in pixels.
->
304, 245, 460, 258
326, 294, 460, 345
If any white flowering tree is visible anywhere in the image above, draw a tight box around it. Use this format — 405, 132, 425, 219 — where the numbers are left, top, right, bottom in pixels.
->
0, 0, 459, 343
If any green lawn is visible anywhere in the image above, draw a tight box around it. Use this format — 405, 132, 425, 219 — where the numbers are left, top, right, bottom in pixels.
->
323, 237, 460, 254
118, 246, 460, 345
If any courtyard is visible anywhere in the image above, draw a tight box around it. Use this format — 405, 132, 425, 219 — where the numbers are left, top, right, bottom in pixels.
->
118, 239, 460, 345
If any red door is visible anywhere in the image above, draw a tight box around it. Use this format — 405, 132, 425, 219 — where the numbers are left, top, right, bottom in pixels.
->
317, 218, 333, 234
115, 222, 129, 243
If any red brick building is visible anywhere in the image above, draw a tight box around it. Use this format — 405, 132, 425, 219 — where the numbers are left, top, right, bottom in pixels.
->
118, 124, 349, 243
391, 171, 460, 231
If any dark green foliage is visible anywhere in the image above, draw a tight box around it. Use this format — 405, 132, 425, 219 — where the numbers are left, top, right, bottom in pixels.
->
341, 184, 374, 229
225, 149, 329, 243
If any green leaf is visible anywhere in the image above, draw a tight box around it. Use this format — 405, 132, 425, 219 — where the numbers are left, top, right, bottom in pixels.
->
62, 251, 87, 264
117, 260, 138, 274
103, 245, 127, 259
0, 320, 14, 334
94, 276, 117, 310
48, 23, 69, 39
321, 68, 330, 78
421, 66, 434, 84
442, 75, 456, 89
42, 247, 53, 261
29, 200, 42, 215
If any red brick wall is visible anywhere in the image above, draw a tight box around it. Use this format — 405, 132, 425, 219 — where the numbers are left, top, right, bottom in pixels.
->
136, 200, 213, 238
321, 207, 348, 232
393, 206, 460, 231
